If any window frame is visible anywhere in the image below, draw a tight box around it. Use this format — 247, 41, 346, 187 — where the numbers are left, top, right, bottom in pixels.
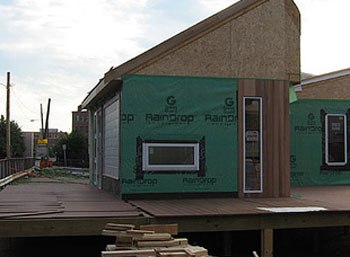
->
243, 96, 263, 194
325, 114, 347, 166
142, 142, 199, 171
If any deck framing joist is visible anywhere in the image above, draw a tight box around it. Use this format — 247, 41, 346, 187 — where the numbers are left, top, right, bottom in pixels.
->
0, 216, 150, 238
1, 210, 350, 238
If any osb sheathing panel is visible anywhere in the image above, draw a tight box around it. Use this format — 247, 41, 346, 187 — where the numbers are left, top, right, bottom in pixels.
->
230, 0, 285, 79
136, 22, 232, 77
135, 0, 300, 82
285, 0, 301, 82
297, 76, 350, 99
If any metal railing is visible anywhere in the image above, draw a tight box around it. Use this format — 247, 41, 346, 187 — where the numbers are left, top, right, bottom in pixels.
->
0, 158, 35, 180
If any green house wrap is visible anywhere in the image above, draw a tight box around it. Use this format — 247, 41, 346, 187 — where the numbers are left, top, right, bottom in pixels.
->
120, 75, 238, 197
290, 99, 350, 186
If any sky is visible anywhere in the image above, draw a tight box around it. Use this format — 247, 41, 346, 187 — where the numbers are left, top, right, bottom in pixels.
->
0, 0, 349, 133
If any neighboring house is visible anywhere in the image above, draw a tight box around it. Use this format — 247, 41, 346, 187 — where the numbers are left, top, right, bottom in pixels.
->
82, 0, 300, 199
291, 68, 350, 187
295, 68, 350, 99
72, 105, 89, 137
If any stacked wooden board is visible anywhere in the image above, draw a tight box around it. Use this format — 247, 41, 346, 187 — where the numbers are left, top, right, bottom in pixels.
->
101, 223, 209, 257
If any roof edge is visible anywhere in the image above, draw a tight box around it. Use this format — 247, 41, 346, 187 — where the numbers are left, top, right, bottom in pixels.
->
81, 78, 105, 109
294, 68, 350, 92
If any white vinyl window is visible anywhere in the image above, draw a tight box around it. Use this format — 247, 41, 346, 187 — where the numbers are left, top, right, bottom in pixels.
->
325, 114, 347, 166
142, 143, 199, 171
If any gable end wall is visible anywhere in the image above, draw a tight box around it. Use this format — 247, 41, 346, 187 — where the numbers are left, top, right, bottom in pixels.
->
134, 0, 300, 82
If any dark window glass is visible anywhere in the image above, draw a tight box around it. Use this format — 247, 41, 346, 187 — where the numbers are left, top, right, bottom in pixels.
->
148, 146, 195, 165
327, 115, 346, 164
244, 98, 262, 192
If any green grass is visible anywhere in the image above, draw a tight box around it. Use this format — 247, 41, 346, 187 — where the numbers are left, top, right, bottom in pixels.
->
10, 176, 33, 185
39, 169, 77, 178
7, 169, 89, 185
36, 169, 88, 179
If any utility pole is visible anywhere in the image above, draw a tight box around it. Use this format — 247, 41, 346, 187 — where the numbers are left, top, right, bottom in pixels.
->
40, 103, 44, 138
44, 98, 51, 139
6, 72, 10, 159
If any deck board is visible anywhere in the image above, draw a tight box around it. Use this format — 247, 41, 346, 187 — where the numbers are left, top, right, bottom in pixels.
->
3, 183, 350, 237
129, 186, 350, 217
0, 183, 141, 219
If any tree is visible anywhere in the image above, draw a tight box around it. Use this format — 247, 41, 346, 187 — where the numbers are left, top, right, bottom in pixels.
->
53, 129, 88, 167
0, 115, 25, 159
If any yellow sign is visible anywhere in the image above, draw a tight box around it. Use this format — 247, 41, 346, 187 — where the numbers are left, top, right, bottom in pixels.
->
37, 139, 48, 144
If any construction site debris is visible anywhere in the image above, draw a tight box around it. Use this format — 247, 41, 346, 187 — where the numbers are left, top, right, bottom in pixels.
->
101, 223, 209, 257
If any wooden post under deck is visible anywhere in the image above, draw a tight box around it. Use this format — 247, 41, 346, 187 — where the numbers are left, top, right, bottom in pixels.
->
261, 228, 273, 257
222, 231, 232, 256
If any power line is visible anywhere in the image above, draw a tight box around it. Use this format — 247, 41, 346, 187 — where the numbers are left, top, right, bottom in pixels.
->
12, 85, 38, 115
12, 91, 32, 121
1, 80, 39, 123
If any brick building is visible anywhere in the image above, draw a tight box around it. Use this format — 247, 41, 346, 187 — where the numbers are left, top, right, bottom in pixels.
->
72, 105, 88, 136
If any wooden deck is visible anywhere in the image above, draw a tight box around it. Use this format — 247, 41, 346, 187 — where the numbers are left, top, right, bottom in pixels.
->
129, 186, 350, 217
0, 183, 140, 219
130, 186, 350, 232
2, 183, 350, 237
0, 183, 148, 237
130, 196, 320, 217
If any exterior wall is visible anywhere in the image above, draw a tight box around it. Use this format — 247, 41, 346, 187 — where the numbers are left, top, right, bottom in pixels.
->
116, 75, 290, 198
238, 79, 290, 197
120, 75, 238, 198
135, 0, 300, 83
102, 175, 121, 197
103, 96, 121, 179
87, 74, 291, 198
88, 91, 121, 193
297, 76, 350, 99
88, 110, 94, 184
290, 99, 350, 186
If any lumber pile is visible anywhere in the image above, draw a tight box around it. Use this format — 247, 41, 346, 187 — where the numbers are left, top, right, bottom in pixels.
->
101, 223, 209, 257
